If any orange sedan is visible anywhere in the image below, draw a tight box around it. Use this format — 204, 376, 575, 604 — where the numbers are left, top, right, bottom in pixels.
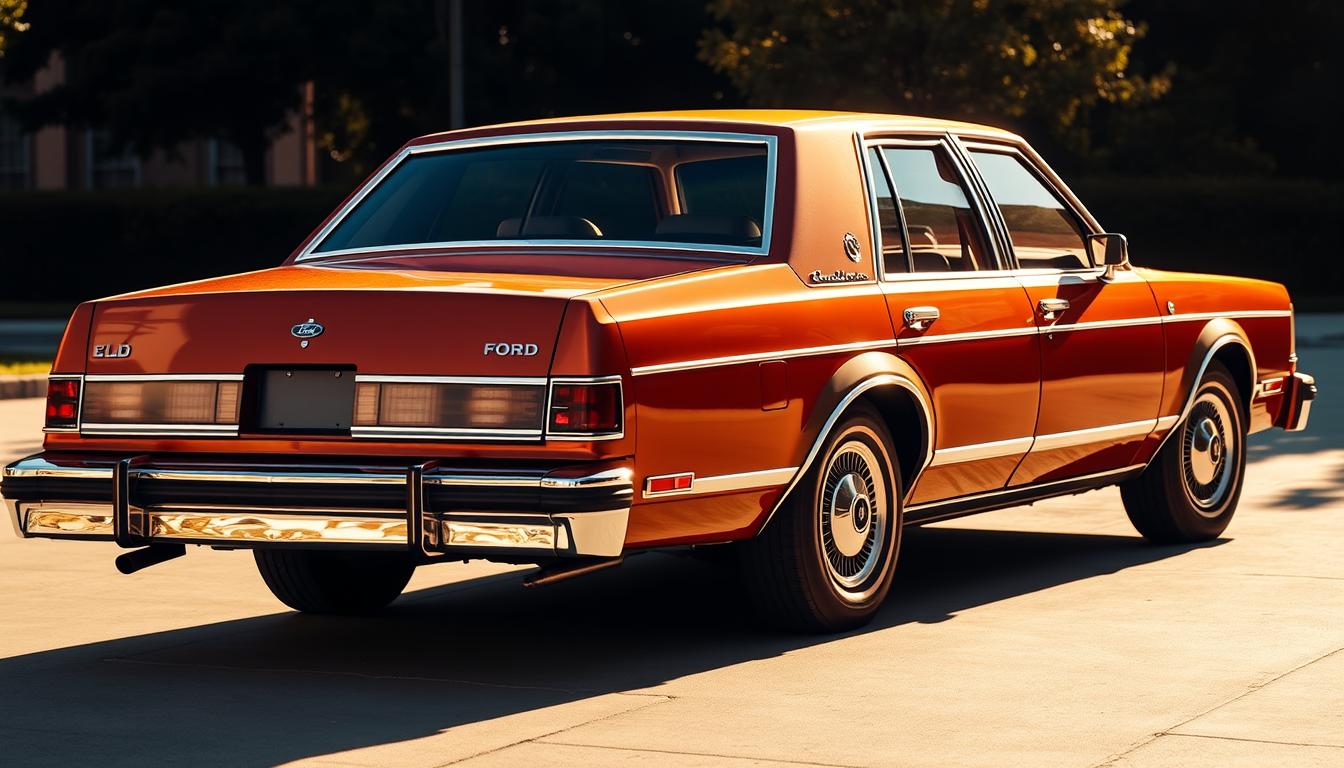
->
2, 111, 1316, 631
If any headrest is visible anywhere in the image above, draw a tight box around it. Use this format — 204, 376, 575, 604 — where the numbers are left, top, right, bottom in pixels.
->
496, 216, 603, 238
654, 214, 761, 241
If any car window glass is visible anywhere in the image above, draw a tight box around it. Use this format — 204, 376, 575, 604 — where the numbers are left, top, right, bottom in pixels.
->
315, 139, 770, 254
971, 150, 1090, 270
552, 162, 658, 240
880, 147, 990, 273
868, 148, 907, 274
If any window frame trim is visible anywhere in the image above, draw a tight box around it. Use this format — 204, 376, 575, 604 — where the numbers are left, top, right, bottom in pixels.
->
296, 129, 779, 263
860, 133, 1010, 281
955, 136, 1108, 275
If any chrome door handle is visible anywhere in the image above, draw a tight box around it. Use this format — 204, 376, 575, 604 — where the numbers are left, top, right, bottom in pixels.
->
1038, 298, 1070, 321
903, 306, 940, 332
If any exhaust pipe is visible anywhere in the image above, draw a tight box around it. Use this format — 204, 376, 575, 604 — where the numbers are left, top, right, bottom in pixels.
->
522, 556, 622, 588
115, 544, 187, 575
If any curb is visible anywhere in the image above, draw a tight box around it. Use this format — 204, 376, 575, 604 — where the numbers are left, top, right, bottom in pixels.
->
0, 375, 47, 401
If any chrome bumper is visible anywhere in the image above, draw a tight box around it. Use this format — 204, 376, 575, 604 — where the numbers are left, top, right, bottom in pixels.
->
1281, 371, 1317, 432
2, 454, 632, 558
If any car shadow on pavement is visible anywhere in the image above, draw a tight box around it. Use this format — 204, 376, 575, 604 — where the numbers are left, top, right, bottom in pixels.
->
0, 526, 1221, 767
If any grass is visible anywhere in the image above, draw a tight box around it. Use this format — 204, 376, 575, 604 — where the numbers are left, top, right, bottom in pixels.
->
0, 360, 51, 376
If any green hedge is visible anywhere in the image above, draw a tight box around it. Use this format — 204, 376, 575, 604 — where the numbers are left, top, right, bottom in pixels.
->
0, 178, 1338, 307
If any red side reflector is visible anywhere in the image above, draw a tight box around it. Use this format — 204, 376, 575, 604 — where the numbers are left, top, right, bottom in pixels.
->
646, 473, 694, 495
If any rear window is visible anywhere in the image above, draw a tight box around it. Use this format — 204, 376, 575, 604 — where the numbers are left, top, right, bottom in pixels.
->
312, 137, 773, 256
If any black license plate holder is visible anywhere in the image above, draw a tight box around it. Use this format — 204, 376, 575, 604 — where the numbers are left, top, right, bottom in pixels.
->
254, 368, 355, 434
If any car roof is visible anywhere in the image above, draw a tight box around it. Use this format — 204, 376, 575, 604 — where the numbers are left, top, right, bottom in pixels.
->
409, 109, 1023, 145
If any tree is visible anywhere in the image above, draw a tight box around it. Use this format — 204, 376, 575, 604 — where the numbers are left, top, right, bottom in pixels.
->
700, 0, 1168, 152
2, 0, 327, 185
0, 0, 26, 58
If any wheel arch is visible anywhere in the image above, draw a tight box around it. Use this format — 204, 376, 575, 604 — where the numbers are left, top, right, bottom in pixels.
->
756, 351, 934, 535
1183, 319, 1257, 420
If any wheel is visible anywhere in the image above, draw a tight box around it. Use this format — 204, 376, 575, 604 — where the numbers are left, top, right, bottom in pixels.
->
253, 549, 415, 614
1121, 361, 1247, 543
739, 403, 902, 632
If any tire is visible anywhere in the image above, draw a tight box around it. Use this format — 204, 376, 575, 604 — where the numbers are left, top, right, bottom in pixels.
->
1121, 361, 1247, 543
739, 403, 903, 632
254, 549, 415, 614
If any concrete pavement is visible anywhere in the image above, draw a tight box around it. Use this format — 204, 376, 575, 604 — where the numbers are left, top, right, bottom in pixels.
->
0, 319, 1340, 767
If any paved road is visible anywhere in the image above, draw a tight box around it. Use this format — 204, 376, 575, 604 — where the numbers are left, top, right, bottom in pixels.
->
0, 318, 1340, 767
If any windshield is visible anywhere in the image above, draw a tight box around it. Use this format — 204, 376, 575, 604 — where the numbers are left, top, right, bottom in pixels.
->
310, 136, 774, 257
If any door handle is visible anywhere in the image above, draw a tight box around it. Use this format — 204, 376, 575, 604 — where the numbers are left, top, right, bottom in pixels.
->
903, 306, 940, 332
1038, 298, 1070, 321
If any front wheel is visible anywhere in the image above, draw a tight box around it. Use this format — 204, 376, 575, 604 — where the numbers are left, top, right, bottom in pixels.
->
739, 403, 902, 632
254, 549, 415, 614
1121, 361, 1247, 543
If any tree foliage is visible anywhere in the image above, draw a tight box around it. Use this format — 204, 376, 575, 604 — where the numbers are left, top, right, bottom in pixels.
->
700, 0, 1169, 150
0, 0, 27, 57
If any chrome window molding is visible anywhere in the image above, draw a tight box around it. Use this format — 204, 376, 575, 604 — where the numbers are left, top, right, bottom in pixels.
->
295, 130, 780, 263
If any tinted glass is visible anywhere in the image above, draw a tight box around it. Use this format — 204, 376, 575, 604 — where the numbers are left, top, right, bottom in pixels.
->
316, 140, 770, 254
971, 151, 1090, 270
881, 147, 990, 273
868, 148, 907, 274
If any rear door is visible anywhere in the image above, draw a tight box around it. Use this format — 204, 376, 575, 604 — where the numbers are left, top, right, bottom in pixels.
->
959, 140, 1165, 486
865, 137, 1041, 506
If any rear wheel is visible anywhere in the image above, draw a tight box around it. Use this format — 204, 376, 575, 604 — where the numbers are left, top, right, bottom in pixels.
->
1121, 361, 1247, 543
739, 403, 902, 632
254, 549, 415, 614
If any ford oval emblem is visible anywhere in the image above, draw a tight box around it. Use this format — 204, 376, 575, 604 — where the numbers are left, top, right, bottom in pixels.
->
291, 318, 325, 339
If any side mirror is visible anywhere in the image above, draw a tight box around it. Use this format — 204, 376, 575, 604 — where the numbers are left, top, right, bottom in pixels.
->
1087, 232, 1129, 281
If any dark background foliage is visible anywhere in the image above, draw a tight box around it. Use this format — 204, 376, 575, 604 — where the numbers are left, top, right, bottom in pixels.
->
0, 1, 1339, 306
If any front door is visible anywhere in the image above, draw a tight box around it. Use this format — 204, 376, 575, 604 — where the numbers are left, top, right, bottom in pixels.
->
866, 140, 1042, 505
961, 144, 1165, 486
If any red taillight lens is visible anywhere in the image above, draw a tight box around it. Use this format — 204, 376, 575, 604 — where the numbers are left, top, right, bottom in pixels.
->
548, 382, 622, 436
45, 378, 81, 429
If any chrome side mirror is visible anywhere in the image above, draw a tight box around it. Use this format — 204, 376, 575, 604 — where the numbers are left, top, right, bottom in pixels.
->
1087, 232, 1129, 281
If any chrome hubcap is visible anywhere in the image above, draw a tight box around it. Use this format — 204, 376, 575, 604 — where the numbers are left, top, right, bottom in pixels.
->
1182, 391, 1236, 515
819, 440, 888, 593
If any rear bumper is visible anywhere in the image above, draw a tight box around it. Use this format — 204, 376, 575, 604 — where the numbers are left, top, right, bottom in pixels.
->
1279, 371, 1317, 432
2, 453, 632, 558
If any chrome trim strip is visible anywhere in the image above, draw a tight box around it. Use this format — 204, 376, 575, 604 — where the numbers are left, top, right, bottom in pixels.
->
355, 375, 547, 386
929, 437, 1034, 467
898, 326, 1037, 347
1163, 310, 1292, 323
351, 425, 542, 441
630, 339, 897, 377
1031, 419, 1156, 452
758, 374, 933, 534
905, 464, 1145, 515
540, 467, 634, 490
81, 423, 239, 437
1047, 317, 1162, 333
137, 468, 409, 485
83, 373, 246, 382
3, 457, 114, 480
1154, 415, 1180, 431
297, 130, 779, 262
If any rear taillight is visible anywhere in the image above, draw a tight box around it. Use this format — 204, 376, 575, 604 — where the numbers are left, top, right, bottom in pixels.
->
44, 377, 82, 430
81, 380, 241, 426
547, 379, 623, 438
352, 381, 546, 433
